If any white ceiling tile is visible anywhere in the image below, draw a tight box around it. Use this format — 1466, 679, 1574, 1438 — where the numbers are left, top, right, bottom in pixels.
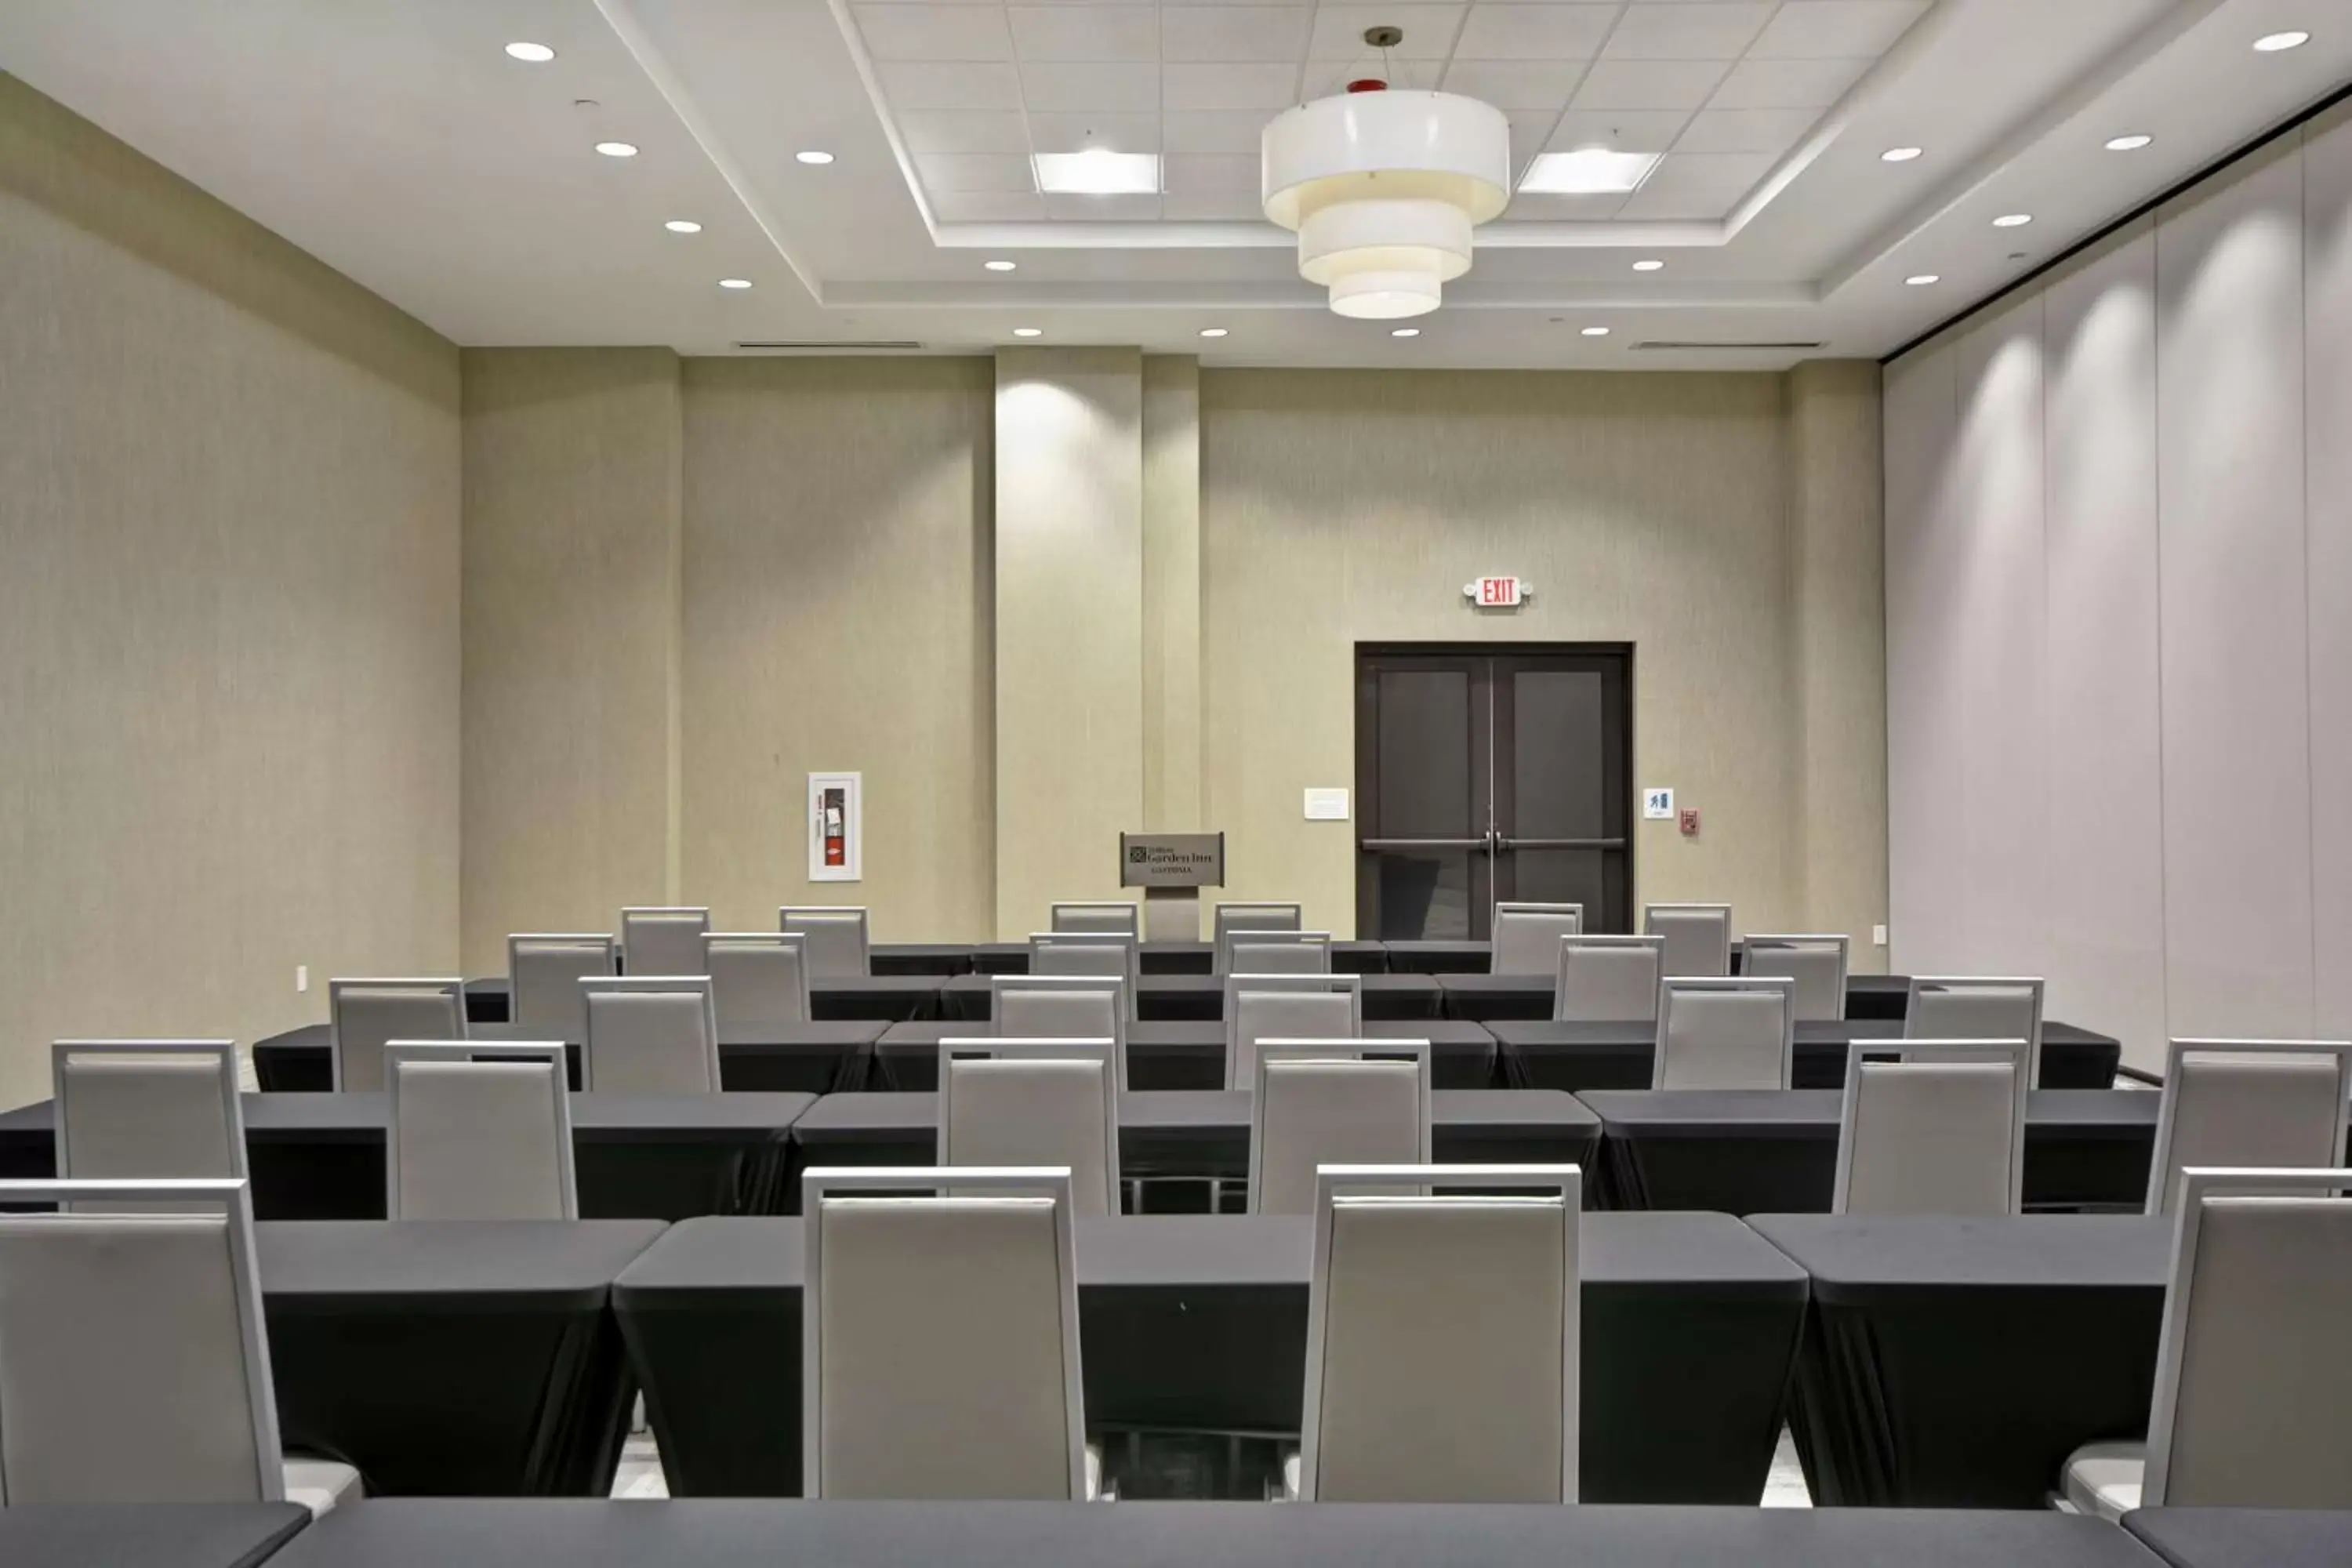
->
1675, 106, 1817, 155
1600, 2, 1772, 61
1021, 60, 1161, 111
1633, 148, 1773, 196
1163, 62, 1300, 111
1298, 58, 1438, 98
1044, 192, 1164, 219
914, 152, 1039, 192
1164, 110, 1277, 153
1507, 111, 1558, 175
1748, 2, 1929, 61
1164, 153, 1261, 193
877, 60, 1028, 110
1704, 55, 1871, 109
929, 191, 1050, 221
897, 110, 1034, 154
1547, 107, 1690, 151
1007, 6, 1160, 60
1614, 184, 1738, 219
1498, 191, 1628, 221
1027, 111, 1160, 153
855, 4, 1016, 61
1570, 58, 1730, 111
1441, 60, 1589, 111
1163, 191, 1270, 220
1452, 5, 1616, 61
1307, 6, 1463, 60
1160, 7, 1314, 61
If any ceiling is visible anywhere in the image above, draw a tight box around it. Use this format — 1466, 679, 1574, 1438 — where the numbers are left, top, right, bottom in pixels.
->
0, 0, 2343, 367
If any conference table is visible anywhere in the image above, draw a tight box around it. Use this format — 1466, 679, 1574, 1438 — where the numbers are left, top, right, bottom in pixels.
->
2125, 1510, 2352, 1568
1749, 1213, 2169, 1508
612, 1210, 1806, 1504
875, 941, 1390, 977
250, 1020, 880, 1094
1586, 1089, 2159, 1214
259, 1219, 666, 1497
937, 972, 1442, 1024
463, 975, 942, 1025
0, 1093, 812, 1220
1484, 1018, 2123, 1091
870, 1018, 1501, 1091
787, 1088, 1599, 1211
0, 1503, 310, 1568
1429, 966, 1915, 1023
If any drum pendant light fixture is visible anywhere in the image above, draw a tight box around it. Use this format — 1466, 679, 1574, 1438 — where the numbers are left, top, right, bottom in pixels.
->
1261, 29, 1512, 321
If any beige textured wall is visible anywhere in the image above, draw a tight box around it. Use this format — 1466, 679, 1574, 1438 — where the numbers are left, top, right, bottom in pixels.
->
1142, 354, 1203, 832
1200, 368, 1817, 940
460, 349, 682, 971
680, 358, 994, 938
0, 74, 459, 1107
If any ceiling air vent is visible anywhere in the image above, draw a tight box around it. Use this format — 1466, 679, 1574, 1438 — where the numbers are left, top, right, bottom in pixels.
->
1632, 340, 1826, 352
732, 340, 928, 352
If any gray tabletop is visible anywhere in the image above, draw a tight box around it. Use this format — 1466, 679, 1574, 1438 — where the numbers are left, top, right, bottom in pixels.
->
259, 1499, 2158, 1568
2127, 1509, 2352, 1568
871, 1017, 1499, 1091
1748, 1212, 2171, 1292
1487, 1018, 2122, 1091
471, 1019, 887, 1048
0, 1504, 310, 1568
793, 1087, 1597, 1139
1584, 1088, 2158, 1134
258, 1218, 669, 1306
0, 1091, 815, 1140
936, 972, 1442, 1021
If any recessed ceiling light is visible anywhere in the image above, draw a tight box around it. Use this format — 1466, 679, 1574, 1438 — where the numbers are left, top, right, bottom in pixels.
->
1012, 327, 1043, 337
1632, 259, 1665, 272
1581, 326, 1610, 337
664, 220, 702, 234
1034, 149, 1160, 194
1992, 213, 2033, 228
504, 42, 556, 63
1905, 274, 1940, 286
718, 278, 753, 290
2106, 134, 2153, 151
984, 260, 1018, 272
2255, 31, 2310, 52
1390, 327, 1420, 338
594, 141, 638, 158
796, 150, 835, 165
1520, 148, 1662, 194
1881, 146, 1924, 163
1200, 328, 1229, 338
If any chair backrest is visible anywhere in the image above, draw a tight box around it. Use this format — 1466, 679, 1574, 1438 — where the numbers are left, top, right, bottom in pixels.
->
1225, 975, 1364, 1089
507, 935, 617, 1040
327, 978, 466, 1092
803, 1167, 1087, 1501
1904, 977, 2045, 1083
938, 1040, 1120, 1217
582, 976, 722, 1094
1744, 935, 1849, 1022
0, 1178, 281, 1506
1491, 903, 1584, 976
1653, 976, 1795, 1089
1833, 1040, 2029, 1216
619, 906, 709, 979
989, 976, 1128, 1086
2146, 1041, 2352, 1215
1029, 933, 1139, 1016
1225, 931, 1334, 976
1212, 902, 1302, 966
1552, 936, 1664, 1022
703, 932, 811, 1027
1301, 1163, 1580, 1503
1051, 902, 1138, 936
384, 1044, 577, 1221
51, 1043, 247, 1196
1249, 1042, 1432, 1215
2143, 1167, 2352, 1509
781, 907, 871, 979
1644, 903, 1733, 978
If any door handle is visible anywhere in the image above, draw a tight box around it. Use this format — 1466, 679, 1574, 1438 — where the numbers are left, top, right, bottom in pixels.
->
1359, 837, 1496, 853
1494, 837, 1628, 851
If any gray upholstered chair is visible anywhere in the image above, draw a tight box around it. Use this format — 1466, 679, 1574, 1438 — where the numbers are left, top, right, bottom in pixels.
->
801, 1167, 1097, 1500
703, 931, 811, 1027
51, 1042, 246, 1198
1653, 976, 1796, 1089
938, 1039, 1120, 1217
781, 907, 871, 979
1744, 935, 1850, 1022
1212, 902, 1302, 972
1490, 903, 1584, 976
1226, 931, 1334, 975
327, 978, 465, 1092
383, 1043, 576, 1221
1292, 1163, 1581, 1502
582, 976, 721, 1094
1643, 903, 1733, 978
1051, 902, 1139, 937
1248, 1042, 1432, 1215
1029, 933, 1139, 1019
507, 934, 617, 1041
1552, 935, 1664, 1022
2062, 1167, 2352, 1519
1904, 976, 2045, 1083
0, 1178, 358, 1513
619, 906, 709, 979
1833, 1040, 2029, 1216
2144, 1040, 2352, 1215
989, 975, 1127, 1087
1225, 974, 1363, 1089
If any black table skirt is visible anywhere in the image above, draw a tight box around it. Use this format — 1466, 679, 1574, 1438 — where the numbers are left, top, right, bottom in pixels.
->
612, 1211, 1805, 1505
1441, 973, 1915, 1025
259, 1221, 665, 1497
937, 973, 1441, 1025
464, 977, 942, 1026
1486, 1019, 2122, 1092
1588, 1089, 2158, 1214
252, 1021, 879, 1095
870, 1018, 1500, 1091
1749, 1214, 2168, 1508
0, 1503, 310, 1568
2125, 1509, 2352, 1568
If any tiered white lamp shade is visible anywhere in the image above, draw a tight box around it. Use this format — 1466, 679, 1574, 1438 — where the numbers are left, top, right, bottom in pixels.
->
1261, 89, 1512, 320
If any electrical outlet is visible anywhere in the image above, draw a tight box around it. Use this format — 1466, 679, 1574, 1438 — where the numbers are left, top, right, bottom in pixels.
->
1871, 925, 1889, 947
296, 964, 309, 993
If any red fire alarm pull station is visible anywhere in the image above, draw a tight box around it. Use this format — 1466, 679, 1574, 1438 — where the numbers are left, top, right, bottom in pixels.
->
1679, 808, 1700, 837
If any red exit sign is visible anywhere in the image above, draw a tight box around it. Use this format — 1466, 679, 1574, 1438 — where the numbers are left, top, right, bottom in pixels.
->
1465, 575, 1529, 608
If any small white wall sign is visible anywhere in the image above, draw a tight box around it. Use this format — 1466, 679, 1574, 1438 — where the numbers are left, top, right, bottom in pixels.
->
1642, 787, 1675, 820
1304, 787, 1351, 822
808, 771, 862, 882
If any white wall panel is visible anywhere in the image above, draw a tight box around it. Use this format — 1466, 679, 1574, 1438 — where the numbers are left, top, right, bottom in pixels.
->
2154, 143, 2314, 1037
1883, 341, 1962, 973
2305, 111, 2352, 1036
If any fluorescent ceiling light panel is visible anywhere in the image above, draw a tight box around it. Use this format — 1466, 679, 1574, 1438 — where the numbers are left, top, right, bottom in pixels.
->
1033, 150, 1161, 194
1519, 148, 1661, 194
